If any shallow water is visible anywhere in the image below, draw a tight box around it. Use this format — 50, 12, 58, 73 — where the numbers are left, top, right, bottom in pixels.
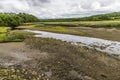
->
24, 30, 120, 56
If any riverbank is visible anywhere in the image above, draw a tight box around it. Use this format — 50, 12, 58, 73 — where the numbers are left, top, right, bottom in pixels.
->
0, 23, 120, 80
25, 37, 120, 80
0, 38, 120, 80
18, 23, 120, 41
24, 29, 120, 58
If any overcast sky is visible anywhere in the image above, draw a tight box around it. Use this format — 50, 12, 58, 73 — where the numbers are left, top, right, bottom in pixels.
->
0, 0, 120, 18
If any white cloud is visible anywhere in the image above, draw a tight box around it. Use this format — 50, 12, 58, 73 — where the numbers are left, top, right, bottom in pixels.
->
0, 0, 120, 18
0, 0, 30, 12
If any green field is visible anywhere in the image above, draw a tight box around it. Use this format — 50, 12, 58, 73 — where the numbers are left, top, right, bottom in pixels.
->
40, 20, 120, 28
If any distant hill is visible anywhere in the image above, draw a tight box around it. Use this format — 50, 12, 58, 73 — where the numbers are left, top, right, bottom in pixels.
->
41, 12, 120, 22
79, 12, 120, 21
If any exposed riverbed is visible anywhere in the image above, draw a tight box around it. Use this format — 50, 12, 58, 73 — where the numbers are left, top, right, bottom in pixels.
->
25, 29, 120, 57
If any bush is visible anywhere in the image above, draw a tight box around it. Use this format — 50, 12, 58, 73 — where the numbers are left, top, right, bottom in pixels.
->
4, 34, 25, 42
0, 13, 39, 29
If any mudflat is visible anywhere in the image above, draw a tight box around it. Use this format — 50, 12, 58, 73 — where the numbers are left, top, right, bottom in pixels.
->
0, 42, 45, 66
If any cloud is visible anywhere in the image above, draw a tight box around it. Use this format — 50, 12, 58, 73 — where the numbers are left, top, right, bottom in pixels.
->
0, 0, 120, 18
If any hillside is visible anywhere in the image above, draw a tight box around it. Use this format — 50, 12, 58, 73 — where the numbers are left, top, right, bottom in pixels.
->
40, 12, 120, 22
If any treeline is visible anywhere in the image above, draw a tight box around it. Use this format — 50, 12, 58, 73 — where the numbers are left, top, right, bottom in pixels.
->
0, 13, 39, 29
79, 12, 120, 21
40, 12, 120, 22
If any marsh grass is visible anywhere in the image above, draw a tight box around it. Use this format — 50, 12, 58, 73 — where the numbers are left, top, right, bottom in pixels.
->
36, 26, 87, 36
35, 26, 68, 33
0, 27, 10, 42
4, 30, 35, 42
0, 26, 34, 42
0, 27, 10, 33
41, 20, 120, 28
19, 24, 87, 36
25, 37, 120, 80
4, 34, 25, 42
0, 33, 7, 42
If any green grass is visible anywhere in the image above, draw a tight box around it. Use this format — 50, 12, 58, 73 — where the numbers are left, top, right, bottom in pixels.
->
4, 34, 25, 42
0, 33, 7, 41
18, 21, 120, 41
0, 27, 10, 33
0, 27, 10, 42
41, 20, 120, 28
37, 26, 67, 33
75, 20, 120, 28
4, 30, 34, 42
19, 24, 87, 36
34, 26, 87, 36
0, 27, 33, 42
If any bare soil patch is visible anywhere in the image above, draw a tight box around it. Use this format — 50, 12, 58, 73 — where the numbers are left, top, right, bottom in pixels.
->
0, 42, 45, 66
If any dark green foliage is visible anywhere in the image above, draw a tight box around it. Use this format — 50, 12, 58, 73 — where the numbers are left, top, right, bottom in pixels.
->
0, 13, 39, 29
18, 13, 39, 23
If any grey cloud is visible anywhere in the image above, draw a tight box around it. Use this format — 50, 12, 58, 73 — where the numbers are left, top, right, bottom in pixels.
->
25, 0, 50, 6
0, 0, 120, 18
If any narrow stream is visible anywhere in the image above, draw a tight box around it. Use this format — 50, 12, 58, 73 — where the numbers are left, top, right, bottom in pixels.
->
24, 30, 120, 56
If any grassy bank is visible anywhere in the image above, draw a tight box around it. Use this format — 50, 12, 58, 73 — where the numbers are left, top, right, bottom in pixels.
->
25, 37, 120, 80
19, 24, 88, 36
18, 23, 120, 41
0, 27, 34, 42
0, 27, 10, 42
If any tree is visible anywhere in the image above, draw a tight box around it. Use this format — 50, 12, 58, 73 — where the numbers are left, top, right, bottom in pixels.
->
0, 13, 39, 29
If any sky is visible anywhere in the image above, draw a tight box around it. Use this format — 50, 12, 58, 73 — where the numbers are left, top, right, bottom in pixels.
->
0, 0, 120, 18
